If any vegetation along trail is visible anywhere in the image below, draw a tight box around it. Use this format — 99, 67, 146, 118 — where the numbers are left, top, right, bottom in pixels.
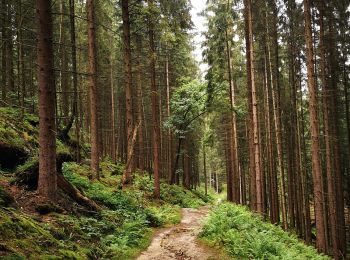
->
138, 206, 226, 260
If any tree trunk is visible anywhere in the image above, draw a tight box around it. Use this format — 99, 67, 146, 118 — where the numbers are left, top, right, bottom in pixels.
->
122, 0, 134, 185
87, 0, 99, 178
303, 0, 327, 252
1, 0, 7, 103
183, 139, 190, 190
136, 35, 144, 171
69, 0, 79, 162
148, 0, 160, 198
319, 7, 339, 257
225, 25, 240, 204
7, 3, 14, 93
225, 124, 233, 201
36, 0, 57, 200
110, 53, 116, 162
326, 11, 346, 257
244, 0, 262, 213
203, 143, 207, 195
165, 54, 173, 183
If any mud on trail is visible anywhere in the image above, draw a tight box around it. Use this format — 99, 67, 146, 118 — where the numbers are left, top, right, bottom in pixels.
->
137, 206, 228, 260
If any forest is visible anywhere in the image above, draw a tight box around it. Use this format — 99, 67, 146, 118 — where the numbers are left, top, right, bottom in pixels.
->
0, 0, 349, 259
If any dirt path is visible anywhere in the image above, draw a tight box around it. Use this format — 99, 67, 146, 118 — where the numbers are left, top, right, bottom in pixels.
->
137, 206, 226, 260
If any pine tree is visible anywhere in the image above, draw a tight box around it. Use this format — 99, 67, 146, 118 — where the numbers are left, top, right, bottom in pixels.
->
303, 0, 326, 252
36, 0, 57, 200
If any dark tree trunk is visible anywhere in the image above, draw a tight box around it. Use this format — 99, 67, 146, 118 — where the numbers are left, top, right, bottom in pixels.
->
69, 0, 80, 162
203, 143, 207, 196
303, 0, 326, 252
36, 0, 57, 200
136, 35, 144, 171
1, 0, 7, 103
148, 0, 160, 198
87, 0, 99, 178
319, 6, 339, 257
122, 0, 134, 185
244, 0, 262, 213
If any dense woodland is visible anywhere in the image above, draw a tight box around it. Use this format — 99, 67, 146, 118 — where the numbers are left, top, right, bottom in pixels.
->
0, 0, 350, 259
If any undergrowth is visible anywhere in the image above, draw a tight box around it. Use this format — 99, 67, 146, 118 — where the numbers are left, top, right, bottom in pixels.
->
199, 203, 330, 260
0, 160, 209, 259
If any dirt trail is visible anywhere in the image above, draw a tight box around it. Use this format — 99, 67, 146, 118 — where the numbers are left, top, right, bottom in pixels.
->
137, 206, 226, 260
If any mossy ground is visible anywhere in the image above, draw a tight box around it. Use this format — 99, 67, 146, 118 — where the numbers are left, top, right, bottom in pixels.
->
0, 108, 70, 172
0, 160, 210, 259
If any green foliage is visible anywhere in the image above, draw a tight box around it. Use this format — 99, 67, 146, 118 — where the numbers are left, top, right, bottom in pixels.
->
199, 203, 330, 260
146, 204, 181, 226
134, 174, 210, 208
0, 107, 37, 150
160, 183, 206, 208
100, 158, 125, 176
164, 79, 207, 137
0, 108, 71, 172
15, 156, 38, 174
0, 208, 84, 259
1, 156, 210, 259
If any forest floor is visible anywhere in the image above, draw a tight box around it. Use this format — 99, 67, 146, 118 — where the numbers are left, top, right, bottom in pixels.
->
138, 206, 229, 260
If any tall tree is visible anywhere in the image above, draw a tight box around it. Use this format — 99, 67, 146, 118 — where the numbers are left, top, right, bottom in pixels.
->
69, 0, 80, 162
303, 0, 326, 252
319, 3, 339, 257
122, 0, 134, 185
148, 0, 161, 198
36, 0, 57, 200
1, 0, 7, 103
244, 0, 262, 213
87, 0, 99, 178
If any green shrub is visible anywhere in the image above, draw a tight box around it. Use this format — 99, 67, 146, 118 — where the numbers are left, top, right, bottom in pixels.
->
199, 203, 330, 260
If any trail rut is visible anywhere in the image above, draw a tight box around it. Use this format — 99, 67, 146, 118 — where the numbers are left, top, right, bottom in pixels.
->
137, 206, 227, 260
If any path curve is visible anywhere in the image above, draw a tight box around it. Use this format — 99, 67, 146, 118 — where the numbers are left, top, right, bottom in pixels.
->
137, 206, 226, 260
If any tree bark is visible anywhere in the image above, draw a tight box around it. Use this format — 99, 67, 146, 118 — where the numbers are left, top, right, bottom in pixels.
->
326, 11, 346, 256
303, 0, 327, 252
165, 54, 173, 183
183, 139, 190, 190
36, 0, 57, 200
148, 0, 160, 198
244, 0, 262, 213
203, 143, 207, 195
1, 0, 7, 103
225, 25, 240, 204
87, 0, 99, 178
69, 0, 79, 162
110, 52, 116, 162
136, 35, 144, 171
122, 0, 134, 185
319, 7, 339, 257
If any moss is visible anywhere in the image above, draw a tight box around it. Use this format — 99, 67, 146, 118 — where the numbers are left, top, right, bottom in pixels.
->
0, 108, 38, 152
0, 108, 72, 172
56, 140, 70, 156
0, 187, 15, 207
0, 208, 92, 259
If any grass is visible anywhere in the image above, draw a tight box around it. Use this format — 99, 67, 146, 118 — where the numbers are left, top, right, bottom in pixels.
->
199, 203, 330, 260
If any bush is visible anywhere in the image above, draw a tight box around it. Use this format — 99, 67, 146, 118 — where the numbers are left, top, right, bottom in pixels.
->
199, 203, 330, 260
